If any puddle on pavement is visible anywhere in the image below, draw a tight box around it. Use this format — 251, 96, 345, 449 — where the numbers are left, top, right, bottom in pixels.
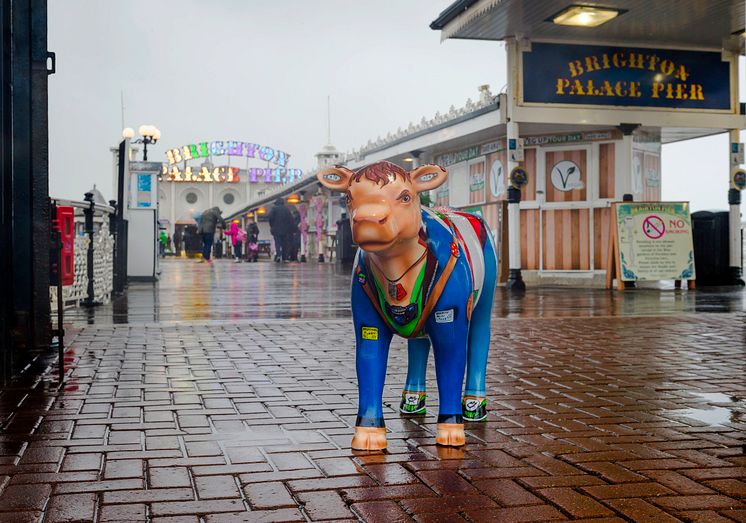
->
666, 391, 745, 426
692, 392, 736, 403
672, 406, 733, 426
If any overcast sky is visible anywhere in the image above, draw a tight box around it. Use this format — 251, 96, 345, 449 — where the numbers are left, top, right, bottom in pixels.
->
49, 1, 744, 212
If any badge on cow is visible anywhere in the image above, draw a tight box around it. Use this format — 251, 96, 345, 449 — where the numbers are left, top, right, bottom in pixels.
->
434, 309, 454, 323
361, 326, 378, 341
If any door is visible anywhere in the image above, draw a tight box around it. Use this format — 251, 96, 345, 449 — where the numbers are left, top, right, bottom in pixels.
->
540, 147, 592, 271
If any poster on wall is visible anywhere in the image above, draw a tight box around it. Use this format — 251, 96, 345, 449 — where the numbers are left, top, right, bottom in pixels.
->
488, 159, 505, 198
468, 161, 486, 204
607, 202, 695, 288
549, 160, 584, 192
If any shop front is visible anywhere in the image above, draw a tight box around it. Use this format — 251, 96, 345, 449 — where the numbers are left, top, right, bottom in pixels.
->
430, 1, 744, 287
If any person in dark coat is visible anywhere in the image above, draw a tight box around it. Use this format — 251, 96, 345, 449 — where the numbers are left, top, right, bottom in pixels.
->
197, 207, 225, 263
173, 229, 183, 256
267, 198, 294, 262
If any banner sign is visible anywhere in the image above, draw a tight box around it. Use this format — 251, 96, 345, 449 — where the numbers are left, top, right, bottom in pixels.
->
522, 43, 732, 111
613, 202, 695, 281
435, 146, 481, 167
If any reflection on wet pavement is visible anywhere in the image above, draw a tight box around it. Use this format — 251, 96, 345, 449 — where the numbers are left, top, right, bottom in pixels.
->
1, 258, 744, 522
667, 392, 746, 427
64, 258, 746, 325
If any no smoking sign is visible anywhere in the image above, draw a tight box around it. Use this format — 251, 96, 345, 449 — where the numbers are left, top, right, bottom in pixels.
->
642, 215, 665, 239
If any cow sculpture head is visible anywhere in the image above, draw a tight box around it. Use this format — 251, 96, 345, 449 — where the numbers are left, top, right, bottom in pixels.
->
317, 161, 448, 253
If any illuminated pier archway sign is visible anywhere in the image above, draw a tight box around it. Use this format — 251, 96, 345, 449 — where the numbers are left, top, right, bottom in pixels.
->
162, 140, 303, 184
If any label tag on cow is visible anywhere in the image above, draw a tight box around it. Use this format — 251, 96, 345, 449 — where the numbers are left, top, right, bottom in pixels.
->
361, 326, 379, 341
434, 309, 454, 323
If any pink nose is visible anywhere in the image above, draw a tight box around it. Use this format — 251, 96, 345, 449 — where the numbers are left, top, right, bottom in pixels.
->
352, 205, 390, 225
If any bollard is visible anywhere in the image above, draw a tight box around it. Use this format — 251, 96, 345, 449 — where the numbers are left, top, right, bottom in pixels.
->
83, 192, 95, 306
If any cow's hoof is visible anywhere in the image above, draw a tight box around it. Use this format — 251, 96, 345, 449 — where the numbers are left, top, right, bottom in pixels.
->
352, 426, 387, 451
436, 423, 465, 447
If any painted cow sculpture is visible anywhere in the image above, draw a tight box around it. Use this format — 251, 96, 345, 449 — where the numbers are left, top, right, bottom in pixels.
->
317, 161, 496, 450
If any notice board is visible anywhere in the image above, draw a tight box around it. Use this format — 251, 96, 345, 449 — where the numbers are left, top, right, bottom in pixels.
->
606, 202, 696, 290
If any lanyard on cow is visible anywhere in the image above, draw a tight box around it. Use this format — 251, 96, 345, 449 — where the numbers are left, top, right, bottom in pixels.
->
356, 216, 461, 339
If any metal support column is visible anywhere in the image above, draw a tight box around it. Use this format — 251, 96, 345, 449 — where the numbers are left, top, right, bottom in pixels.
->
83, 192, 95, 306
0, 0, 51, 380
728, 129, 744, 285
506, 121, 525, 291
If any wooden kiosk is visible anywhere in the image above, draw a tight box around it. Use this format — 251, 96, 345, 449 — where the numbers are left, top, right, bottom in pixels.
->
431, 1, 745, 288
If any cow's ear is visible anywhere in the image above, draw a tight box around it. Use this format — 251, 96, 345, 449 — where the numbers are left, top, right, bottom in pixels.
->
410, 164, 447, 192
317, 166, 354, 192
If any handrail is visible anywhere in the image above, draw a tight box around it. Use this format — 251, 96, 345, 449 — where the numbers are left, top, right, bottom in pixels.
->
51, 198, 115, 214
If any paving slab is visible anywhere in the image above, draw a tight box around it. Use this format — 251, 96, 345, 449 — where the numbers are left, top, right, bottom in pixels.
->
1, 259, 744, 521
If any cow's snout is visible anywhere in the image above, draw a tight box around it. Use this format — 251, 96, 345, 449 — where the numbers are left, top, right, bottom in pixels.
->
352, 205, 390, 226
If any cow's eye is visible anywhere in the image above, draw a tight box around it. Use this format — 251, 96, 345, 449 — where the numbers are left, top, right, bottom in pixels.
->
398, 191, 412, 203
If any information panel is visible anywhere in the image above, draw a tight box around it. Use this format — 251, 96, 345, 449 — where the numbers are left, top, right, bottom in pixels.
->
522, 43, 733, 111
611, 202, 695, 283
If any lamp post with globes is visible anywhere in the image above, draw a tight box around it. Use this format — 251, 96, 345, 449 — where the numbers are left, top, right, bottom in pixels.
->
122, 125, 161, 161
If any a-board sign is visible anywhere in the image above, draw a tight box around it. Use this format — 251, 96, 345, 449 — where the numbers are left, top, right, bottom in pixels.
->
606, 202, 696, 290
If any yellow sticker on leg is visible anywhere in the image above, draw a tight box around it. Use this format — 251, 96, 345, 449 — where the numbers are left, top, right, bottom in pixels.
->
361, 326, 378, 341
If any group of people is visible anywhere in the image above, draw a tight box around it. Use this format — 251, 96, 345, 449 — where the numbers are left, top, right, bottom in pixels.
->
195, 207, 260, 264
267, 198, 302, 263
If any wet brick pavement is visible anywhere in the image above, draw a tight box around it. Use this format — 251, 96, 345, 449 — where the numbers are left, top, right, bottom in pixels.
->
1, 259, 745, 522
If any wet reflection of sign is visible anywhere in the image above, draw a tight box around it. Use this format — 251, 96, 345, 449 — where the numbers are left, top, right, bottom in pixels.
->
550, 160, 583, 192
614, 202, 695, 282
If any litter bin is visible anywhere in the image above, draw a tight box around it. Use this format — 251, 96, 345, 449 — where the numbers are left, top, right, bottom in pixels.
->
335, 214, 356, 264
691, 210, 730, 285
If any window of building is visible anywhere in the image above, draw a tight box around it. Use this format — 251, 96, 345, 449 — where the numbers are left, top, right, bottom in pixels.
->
222, 192, 235, 205
185, 192, 198, 204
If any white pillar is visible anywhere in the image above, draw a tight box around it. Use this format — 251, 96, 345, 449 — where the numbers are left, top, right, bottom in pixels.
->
506, 120, 525, 291
728, 129, 744, 283
619, 133, 634, 198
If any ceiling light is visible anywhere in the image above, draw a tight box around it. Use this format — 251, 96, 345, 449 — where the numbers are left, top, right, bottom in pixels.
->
552, 5, 620, 27
403, 157, 414, 163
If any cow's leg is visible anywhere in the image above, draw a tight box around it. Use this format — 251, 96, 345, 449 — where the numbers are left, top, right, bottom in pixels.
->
464, 238, 497, 422
351, 283, 393, 451
428, 315, 469, 447
400, 337, 430, 415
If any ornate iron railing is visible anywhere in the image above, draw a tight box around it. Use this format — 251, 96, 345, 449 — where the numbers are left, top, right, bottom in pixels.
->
50, 198, 115, 309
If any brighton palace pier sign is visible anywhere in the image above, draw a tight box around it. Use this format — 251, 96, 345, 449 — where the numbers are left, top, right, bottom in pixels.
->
521, 43, 734, 111
161, 141, 303, 184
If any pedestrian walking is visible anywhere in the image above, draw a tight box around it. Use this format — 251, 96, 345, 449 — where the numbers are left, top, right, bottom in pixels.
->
267, 198, 294, 262
159, 228, 168, 258
197, 206, 225, 263
225, 221, 247, 263
173, 229, 183, 257
246, 217, 260, 262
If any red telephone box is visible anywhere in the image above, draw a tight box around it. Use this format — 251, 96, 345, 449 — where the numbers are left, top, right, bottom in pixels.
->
56, 206, 75, 286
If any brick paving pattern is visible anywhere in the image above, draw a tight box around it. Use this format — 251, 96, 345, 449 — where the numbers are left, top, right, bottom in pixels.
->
0, 311, 744, 521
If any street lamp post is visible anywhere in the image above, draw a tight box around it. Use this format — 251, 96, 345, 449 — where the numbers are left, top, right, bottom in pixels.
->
122, 125, 161, 161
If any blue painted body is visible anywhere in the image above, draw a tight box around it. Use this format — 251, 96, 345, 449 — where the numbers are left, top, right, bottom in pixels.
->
352, 208, 497, 428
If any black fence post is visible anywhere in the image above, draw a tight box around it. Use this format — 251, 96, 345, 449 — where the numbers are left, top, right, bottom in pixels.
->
109, 199, 118, 294
83, 192, 95, 306
114, 140, 128, 295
